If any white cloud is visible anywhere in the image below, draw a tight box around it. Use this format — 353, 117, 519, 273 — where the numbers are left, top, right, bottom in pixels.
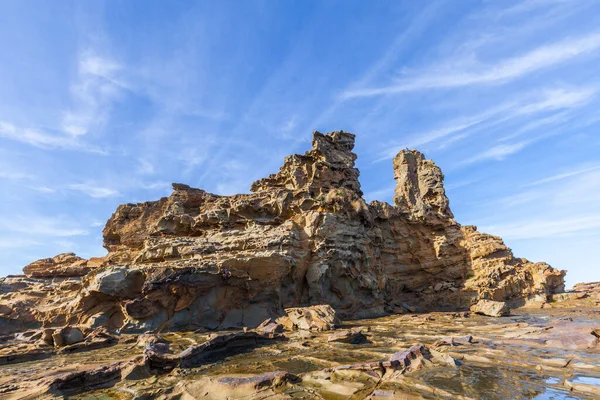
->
68, 183, 120, 198
136, 159, 155, 175
34, 186, 57, 194
0, 216, 89, 237
0, 238, 42, 249
481, 214, 600, 240
463, 141, 530, 165
525, 164, 600, 187
60, 51, 126, 137
446, 178, 480, 190
342, 31, 600, 98
518, 87, 596, 114
0, 170, 35, 180
0, 120, 108, 153
377, 86, 591, 161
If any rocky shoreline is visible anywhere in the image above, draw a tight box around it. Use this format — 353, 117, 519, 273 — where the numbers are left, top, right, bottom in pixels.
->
1, 131, 594, 399
2, 300, 600, 399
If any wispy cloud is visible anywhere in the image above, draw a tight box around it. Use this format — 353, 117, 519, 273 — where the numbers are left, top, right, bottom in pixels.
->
377, 86, 593, 160
68, 183, 120, 198
462, 140, 531, 165
482, 214, 600, 240
0, 170, 36, 180
0, 237, 42, 249
0, 120, 108, 153
0, 215, 89, 237
34, 186, 57, 194
61, 51, 126, 137
342, 31, 600, 98
446, 178, 480, 191
524, 164, 600, 187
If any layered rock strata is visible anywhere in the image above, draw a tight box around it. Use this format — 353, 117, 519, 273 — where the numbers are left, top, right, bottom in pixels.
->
0, 131, 565, 334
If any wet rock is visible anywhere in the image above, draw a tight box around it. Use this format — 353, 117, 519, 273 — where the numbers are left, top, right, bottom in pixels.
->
470, 299, 510, 317
173, 372, 290, 400
217, 371, 290, 389
389, 343, 430, 370
433, 335, 474, 348
302, 368, 379, 398
178, 331, 281, 368
278, 305, 341, 331
327, 328, 368, 344
388, 343, 457, 371
544, 326, 600, 350
452, 311, 470, 318
141, 331, 282, 371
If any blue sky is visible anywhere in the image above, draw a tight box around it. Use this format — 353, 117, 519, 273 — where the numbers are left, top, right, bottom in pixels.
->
0, 0, 599, 287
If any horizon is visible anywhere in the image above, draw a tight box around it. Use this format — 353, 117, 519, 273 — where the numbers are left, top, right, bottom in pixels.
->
1, 0, 599, 287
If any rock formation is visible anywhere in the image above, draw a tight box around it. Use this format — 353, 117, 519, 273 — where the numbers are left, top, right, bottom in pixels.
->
0, 130, 565, 334
22, 253, 106, 278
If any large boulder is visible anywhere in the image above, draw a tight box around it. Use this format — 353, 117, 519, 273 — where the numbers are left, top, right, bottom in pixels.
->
470, 299, 510, 317
51, 326, 85, 347
277, 305, 341, 331
87, 267, 145, 299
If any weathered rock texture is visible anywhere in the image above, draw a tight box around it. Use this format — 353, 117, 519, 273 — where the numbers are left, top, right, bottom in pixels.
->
22, 253, 106, 278
0, 131, 565, 334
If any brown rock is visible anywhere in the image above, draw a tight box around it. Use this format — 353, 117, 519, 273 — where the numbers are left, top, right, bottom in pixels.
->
470, 300, 510, 317
2, 130, 566, 334
23, 253, 100, 278
392, 149, 453, 220
278, 305, 341, 331
217, 371, 290, 389
327, 328, 368, 344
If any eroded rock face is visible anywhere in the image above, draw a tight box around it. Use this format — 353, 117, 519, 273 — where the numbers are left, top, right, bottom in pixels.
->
23, 253, 105, 278
392, 150, 453, 221
2, 130, 565, 334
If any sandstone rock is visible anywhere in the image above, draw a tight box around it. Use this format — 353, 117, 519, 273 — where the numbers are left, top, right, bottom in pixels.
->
23, 253, 98, 278
470, 300, 510, 317
327, 328, 368, 344
256, 318, 284, 337
389, 343, 456, 371
3, 130, 566, 333
173, 372, 291, 400
136, 333, 169, 348
47, 360, 127, 396
87, 267, 144, 298
141, 331, 282, 372
433, 335, 474, 348
217, 371, 290, 389
393, 150, 453, 220
52, 327, 84, 347
278, 305, 341, 331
